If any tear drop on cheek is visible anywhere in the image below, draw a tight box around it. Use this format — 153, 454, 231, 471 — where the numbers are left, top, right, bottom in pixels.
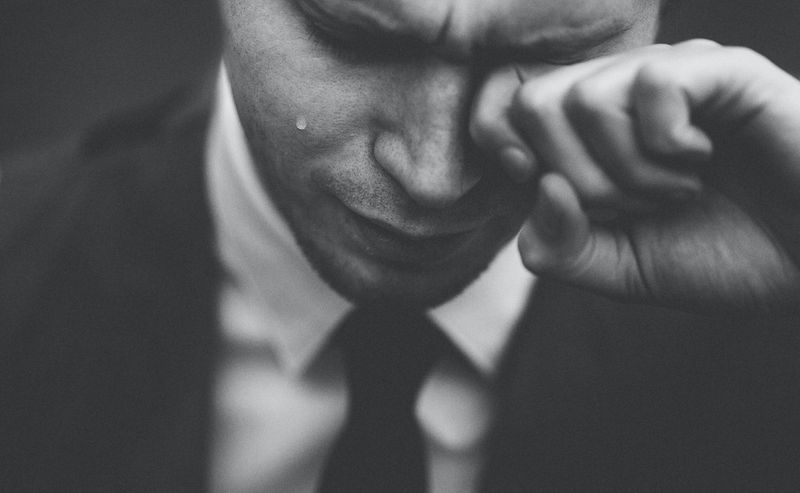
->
295, 116, 308, 131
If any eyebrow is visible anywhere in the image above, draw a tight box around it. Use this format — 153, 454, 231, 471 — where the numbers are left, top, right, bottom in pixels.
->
296, 0, 632, 62
295, 0, 433, 61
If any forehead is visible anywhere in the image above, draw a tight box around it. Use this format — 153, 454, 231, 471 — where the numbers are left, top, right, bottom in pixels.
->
297, 0, 659, 55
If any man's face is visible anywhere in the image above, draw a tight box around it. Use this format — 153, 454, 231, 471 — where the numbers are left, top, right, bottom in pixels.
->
219, 0, 661, 307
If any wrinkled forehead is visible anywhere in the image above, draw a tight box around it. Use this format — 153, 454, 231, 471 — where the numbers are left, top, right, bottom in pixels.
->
297, 0, 659, 56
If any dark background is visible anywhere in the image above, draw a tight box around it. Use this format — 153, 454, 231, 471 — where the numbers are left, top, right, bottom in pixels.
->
1, 0, 798, 153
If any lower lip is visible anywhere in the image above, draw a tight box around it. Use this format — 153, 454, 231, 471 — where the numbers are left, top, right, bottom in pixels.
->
343, 209, 475, 267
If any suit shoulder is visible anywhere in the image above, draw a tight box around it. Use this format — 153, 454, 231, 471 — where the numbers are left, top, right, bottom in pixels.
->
0, 84, 211, 237
79, 84, 212, 158
0, 85, 213, 327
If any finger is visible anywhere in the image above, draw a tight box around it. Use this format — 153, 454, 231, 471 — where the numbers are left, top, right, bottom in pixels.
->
512, 70, 653, 212
632, 43, 716, 161
470, 65, 538, 183
559, 43, 716, 200
632, 41, 781, 146
519, 173, 651, 301
518, 173, 590, 272
565, 81, 704, 201
511, 47, 680, 211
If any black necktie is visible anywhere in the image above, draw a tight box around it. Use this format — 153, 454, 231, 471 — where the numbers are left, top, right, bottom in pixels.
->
318, 306, 448, 493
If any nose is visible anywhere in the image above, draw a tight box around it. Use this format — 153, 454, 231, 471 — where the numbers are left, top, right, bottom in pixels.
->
373, 62, 482, 209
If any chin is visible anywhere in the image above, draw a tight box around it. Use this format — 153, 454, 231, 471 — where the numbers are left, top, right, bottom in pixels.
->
297, 234, 497, 309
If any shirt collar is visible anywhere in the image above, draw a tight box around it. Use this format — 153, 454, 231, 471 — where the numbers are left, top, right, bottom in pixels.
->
206, 65, 535, 376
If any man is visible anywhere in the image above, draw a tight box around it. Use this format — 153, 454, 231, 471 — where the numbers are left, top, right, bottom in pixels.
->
2, 0, 800, 491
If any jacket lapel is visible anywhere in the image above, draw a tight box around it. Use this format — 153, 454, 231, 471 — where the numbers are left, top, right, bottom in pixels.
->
482, 278, 800, 491
481, 280, 711, 492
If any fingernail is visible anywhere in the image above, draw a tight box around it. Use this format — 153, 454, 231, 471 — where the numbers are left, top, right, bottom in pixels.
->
499, 146, 535, 183
675, 125, 713, 161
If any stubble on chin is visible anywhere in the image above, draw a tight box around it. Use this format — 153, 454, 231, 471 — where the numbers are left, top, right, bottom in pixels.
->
292, 227, 499, 309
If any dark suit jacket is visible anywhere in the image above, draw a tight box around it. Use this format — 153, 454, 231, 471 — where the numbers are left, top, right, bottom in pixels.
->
2, 89, 800, 492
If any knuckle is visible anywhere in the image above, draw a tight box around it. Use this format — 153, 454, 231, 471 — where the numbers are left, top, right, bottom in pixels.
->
568, 80, 596, 105
468, 108, 497, 146
679, 38, 721, 49
564, 80, 606, 121
515, 82, 558, 119
635, 61, 674, 92
630, 43, 671, 57
727, 46, 770, 67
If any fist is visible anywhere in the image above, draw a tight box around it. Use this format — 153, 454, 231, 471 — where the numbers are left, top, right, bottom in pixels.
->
471, 40, 800, 312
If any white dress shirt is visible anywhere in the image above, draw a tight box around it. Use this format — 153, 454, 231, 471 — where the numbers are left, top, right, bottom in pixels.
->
207, 66, 535, 493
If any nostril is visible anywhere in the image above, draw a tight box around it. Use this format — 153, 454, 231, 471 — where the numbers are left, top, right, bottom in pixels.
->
403, 166, 482, 209
407, 184, 462, 209
373, 131, 482, 209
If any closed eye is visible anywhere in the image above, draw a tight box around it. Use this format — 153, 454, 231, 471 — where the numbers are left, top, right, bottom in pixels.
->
302, 13, 425, 64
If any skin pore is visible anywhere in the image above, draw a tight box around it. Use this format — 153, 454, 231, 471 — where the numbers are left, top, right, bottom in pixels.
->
219, 0, 662, 307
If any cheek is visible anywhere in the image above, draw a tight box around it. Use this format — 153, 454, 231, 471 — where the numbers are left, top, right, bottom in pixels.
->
224, 54, 373, 198
222, 2, 381, 161
227, 56, 360, 151
224, 49, 393, 213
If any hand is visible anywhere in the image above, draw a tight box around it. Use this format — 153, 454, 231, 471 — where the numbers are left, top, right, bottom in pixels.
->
471, 40, 800, 312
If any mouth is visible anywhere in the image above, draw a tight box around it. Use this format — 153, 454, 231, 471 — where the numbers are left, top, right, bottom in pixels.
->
341, 205, 481, 267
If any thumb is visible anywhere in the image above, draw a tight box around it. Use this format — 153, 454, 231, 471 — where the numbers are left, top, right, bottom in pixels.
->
518, 173, 591, 276
519, 173, 652, 301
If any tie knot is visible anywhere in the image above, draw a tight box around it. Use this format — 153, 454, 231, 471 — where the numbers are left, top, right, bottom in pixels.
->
336, 306, 448, 408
